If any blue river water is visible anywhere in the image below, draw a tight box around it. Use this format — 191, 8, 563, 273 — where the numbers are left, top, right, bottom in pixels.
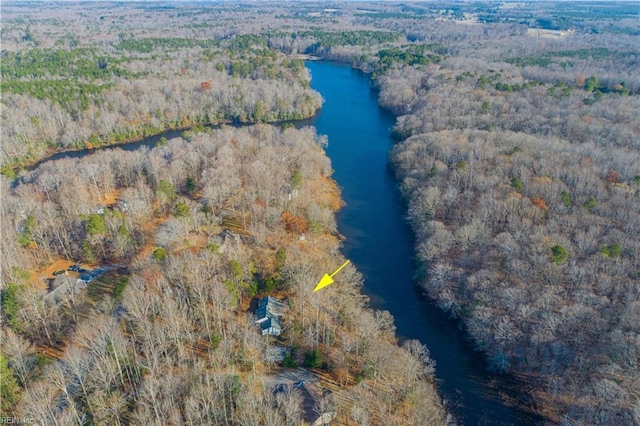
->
304, 60, 539, 425
24, 59, 538, 424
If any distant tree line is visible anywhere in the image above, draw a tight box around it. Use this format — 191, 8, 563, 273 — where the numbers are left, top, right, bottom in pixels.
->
1, 38, 322, 173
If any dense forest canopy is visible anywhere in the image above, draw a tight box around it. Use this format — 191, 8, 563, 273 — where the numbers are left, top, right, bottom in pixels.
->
1, 123, 445, 424
0, 2, 448, 424
1, 1, 639, 425
365, 2, 640, 424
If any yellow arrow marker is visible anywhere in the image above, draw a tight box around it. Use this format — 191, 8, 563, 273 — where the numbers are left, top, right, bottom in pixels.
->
313, 260, 351, 292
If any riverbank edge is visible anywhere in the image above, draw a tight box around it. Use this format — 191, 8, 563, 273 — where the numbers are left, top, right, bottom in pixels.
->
10, 54, 534, 421
12, 122, 448, 424
314, 58, 546, 422
8, 109, 323, 178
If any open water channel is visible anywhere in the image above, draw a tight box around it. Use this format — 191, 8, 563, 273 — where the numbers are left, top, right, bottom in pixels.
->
25, 60, 539, 425
304, 60, 539, 425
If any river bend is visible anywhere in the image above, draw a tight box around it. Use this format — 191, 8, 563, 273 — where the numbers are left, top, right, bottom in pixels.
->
305, 60, 537, 426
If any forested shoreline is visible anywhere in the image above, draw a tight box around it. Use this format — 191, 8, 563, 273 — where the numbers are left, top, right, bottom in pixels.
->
1, 38, 321, 174
1, 124, 444, 423
374, 8, 639, 426
1, 3, 447, 424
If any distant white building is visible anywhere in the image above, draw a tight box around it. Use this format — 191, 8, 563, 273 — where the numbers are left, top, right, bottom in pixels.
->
527, 28, 575, 38
255, 296, 284, 336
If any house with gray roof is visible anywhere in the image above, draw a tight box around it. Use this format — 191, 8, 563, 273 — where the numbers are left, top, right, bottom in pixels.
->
255, 296, 284, 336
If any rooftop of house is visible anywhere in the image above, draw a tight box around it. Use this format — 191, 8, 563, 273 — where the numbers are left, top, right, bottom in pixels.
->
259, 317, 282, 335
258, 295, 284, 314
255, 296, 284, 335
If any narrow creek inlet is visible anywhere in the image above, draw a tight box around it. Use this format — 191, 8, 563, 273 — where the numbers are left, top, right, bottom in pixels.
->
17, 59, 538, 426
305, 61, 538, 425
